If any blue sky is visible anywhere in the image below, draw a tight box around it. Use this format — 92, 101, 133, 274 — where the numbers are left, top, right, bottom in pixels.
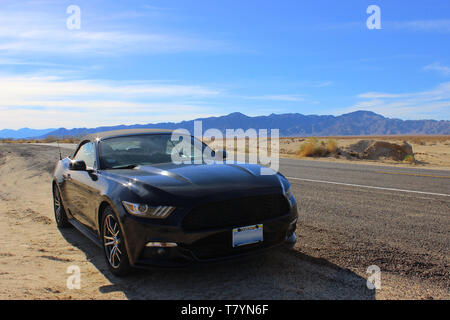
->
0, 0, 449, 129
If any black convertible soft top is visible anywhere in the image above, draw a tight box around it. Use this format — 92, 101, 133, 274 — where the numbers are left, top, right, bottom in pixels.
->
73, 129, 175, 156
81, 128, 175, 143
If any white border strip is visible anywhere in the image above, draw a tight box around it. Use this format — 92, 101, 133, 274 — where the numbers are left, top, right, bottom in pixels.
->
287, 176, 450, 197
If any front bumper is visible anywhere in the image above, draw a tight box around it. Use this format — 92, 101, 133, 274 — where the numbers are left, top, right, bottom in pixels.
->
119, 200, 298, 268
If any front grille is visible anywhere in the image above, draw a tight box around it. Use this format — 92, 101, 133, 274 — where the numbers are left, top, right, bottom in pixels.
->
182, 194, 290, 231
189, 229, 286, 260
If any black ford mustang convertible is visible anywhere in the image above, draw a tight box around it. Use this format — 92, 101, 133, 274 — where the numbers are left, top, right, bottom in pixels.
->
52, 129, 298, 276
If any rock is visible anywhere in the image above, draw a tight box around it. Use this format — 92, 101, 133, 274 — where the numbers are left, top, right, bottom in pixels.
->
347, 140, 375, 154
401, 140, 413, 155
345, 140, 415, 162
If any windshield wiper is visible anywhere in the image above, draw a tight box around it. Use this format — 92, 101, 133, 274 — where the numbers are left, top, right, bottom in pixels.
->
110, 164, 139, 170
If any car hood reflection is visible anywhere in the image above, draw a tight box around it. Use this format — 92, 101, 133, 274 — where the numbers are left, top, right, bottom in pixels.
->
101, 162, 284, 201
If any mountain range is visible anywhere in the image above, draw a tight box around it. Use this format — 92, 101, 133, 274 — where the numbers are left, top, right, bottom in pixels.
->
1, 111, 449, 139
0, 128, 56, 139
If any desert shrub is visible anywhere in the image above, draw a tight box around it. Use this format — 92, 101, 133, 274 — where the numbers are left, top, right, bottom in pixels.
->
314, 143, 327, 156
403, 155, 415, 164
297, 137, 340, 157
297, 138, 328, 157
297, 141, 314, 157
326, 139, 338, 153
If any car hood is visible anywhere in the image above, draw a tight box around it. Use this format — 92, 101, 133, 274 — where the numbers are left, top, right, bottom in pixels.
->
101, 162, 286, 203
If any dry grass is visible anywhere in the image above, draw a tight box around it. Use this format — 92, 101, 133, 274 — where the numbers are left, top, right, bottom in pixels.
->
403, 155, 415, 164
326, 139, 338, 153
0, 136, 80, 144
297, 138, 333, 157
297, 141, 315, 157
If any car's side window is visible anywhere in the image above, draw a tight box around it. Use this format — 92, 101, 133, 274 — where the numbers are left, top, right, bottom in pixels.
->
74, 142, 96, 168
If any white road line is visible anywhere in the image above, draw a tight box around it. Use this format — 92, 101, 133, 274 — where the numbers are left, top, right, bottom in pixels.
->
287, 176, 450, 197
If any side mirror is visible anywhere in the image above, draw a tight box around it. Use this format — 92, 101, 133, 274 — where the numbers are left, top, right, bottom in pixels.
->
69, 160, 87, 171
215, 149, 227, 160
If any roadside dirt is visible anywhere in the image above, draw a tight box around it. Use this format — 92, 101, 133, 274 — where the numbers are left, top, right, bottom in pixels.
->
0, 143, 448, 299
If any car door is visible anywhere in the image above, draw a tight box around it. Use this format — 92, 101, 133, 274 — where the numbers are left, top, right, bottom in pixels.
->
65, 141, 99, 230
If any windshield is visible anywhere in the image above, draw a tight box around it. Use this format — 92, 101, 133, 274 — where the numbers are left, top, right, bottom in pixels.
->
98, 134, 209, 169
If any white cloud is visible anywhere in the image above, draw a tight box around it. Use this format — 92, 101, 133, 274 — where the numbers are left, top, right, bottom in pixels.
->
0, 5, 226, 57
0, 29, 223, 55
423, 63, 450, 76
243, 94, 306, 102
0, 75, 222, 129
315, 81, 334, 87
0, 108, 219, 130
357, 92, 409, 99
315, 19, 450, 34
342, 82, 450, 120
390, 19, 450, 33
0, 76, 219, 100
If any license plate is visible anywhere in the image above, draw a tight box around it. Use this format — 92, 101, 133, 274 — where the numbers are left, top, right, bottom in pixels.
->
232, 224, 263, 247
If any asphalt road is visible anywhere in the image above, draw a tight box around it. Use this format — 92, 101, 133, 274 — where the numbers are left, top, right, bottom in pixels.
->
280, 158, 450, 195
278, 158, 449, 292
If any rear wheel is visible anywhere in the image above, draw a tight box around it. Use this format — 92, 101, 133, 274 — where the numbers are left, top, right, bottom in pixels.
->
101, 207, 131, 276
53, 184, 71, 228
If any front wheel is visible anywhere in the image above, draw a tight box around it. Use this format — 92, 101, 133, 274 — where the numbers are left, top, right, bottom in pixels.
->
53, 184, 71, 228
102, 207, 131, 276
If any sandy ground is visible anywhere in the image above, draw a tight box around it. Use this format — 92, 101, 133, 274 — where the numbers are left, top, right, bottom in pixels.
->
0, 143, 448, 300
205, 135, 450, 170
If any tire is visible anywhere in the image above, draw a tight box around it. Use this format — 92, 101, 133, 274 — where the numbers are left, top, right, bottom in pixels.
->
53, 184, 71, 228
284, 232, 297, 250
101, 206, 131, 276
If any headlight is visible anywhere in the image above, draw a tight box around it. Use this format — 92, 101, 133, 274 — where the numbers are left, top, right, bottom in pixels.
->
122, 201, 175, 219
285, 187, 293, 200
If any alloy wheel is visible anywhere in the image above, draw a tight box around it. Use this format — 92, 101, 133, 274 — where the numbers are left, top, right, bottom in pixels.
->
103, 214, 123, 269
53, 186, 62, 223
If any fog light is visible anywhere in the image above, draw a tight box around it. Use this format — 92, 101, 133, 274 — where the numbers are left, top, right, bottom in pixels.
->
145, 242, 177, 248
